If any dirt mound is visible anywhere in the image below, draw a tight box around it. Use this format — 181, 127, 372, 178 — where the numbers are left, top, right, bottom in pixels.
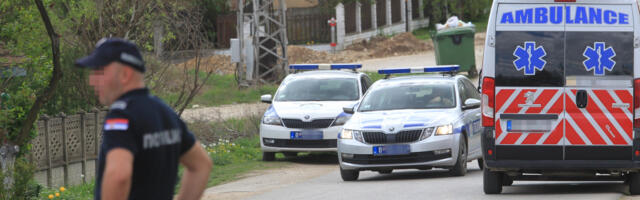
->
347, 32, 433, 58
287, 46, 368, 64
179, 54, 235, 75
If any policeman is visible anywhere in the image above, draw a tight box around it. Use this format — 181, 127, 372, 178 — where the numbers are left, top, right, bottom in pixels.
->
75, 38, 212, 200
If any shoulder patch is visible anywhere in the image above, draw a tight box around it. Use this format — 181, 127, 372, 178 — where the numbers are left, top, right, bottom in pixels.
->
110, 100, 127, 110
104, 118, 129, 131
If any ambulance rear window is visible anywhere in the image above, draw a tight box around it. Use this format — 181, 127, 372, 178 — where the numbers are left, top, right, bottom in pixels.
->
495, 31, 565, 87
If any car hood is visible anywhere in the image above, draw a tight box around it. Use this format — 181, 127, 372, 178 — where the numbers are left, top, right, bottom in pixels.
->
345, 109, 459, 133
272, 101, 358, 120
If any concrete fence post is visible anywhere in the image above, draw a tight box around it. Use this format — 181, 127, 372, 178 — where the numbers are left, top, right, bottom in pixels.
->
386, 0, 392, 26
336, 3, 346, 50
356, 1, 362, 33
42, 114, 52, 188
79, 110, 87, 184
418, 0, 425, 19
371, 1, 377, 30
59, 112, 69, 186
405, 0, 412, 31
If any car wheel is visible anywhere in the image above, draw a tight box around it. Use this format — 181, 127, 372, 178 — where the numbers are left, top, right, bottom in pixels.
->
483, 167, 503, 194
262, 152, 275, 161
283, 152, 298, 158
629, 173, 640, 195
449, 136, 468, 176
340, 167, 359, 181
378, 169, 393, 174
478, 158, 484, 170
502, 176, 514, 186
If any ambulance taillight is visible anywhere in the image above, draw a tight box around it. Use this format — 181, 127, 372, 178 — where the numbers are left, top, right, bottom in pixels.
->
482, 77, 495, 127
634, 79, 640, 128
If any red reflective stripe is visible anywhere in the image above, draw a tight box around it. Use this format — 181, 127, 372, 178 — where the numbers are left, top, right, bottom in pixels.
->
501, 133, 522, 144
593, 90, 633, 139
521, 133, 544, 144
543, 121, 563, 144
525, 89, 557, 114
495, 119, 502, 139
105, 118, 129, 124
585, 94, 627, 145
615, 90, 633, 113
566, 93, 607, 145
505, 89, 535, 114
495, 89, 515, 113
565, 120, 586, 145
547, 94, 564, 114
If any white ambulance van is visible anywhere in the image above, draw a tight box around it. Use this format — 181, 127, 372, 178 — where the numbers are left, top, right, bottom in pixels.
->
481, 0, 640, 194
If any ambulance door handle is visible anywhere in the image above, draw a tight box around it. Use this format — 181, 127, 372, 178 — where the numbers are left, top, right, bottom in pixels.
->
576, 90, 588, 108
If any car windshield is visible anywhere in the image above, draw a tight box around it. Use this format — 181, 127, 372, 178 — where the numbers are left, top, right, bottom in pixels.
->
358, 83, 456, 111
275, 77, 359, 101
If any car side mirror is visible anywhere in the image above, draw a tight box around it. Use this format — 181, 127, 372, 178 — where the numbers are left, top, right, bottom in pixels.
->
462, 98, 481, 110
261, 94, 273, 104
343, 106, 355, 114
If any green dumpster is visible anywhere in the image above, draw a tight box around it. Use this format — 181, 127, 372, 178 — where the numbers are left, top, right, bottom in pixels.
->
432, 26, 477, 77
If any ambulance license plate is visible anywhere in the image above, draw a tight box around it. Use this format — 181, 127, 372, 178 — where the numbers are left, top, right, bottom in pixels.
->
373, 145, 411, 156
290, 130, 323, 140
506, 120, 552, 132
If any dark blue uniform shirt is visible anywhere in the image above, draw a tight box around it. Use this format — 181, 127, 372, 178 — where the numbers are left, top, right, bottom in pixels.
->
95, 88, 196, 200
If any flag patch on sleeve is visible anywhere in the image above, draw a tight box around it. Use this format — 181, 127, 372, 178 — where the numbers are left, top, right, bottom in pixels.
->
104, 118, 129, 131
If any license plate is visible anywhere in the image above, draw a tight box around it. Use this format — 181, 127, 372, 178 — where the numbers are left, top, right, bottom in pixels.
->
290, 130, 323, 140
506, 120, 552, 132
373, 145, 411, 156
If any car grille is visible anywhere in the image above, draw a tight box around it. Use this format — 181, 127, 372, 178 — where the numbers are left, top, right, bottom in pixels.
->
341, 151, 451, 165
362, 130, 424, 144
281, 118, 334, 129
263, 138, 337, 148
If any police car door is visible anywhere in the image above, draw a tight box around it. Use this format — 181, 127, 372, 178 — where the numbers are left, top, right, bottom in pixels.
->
493, 3, 567, 160
563, 3, 634, 160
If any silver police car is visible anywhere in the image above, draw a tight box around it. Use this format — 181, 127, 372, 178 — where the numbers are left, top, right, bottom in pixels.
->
337, 66, 483, 181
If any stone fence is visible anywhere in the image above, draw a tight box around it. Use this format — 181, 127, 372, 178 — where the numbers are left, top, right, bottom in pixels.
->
335, 0, 431, 50
30, 109, 107, 188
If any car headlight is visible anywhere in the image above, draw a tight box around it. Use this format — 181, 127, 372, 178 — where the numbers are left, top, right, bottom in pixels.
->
340, 129, 354, 139
420, 127, 435, 140
435, 124, 453, 136
332, 114, 352, 126
340, 129, 363, 142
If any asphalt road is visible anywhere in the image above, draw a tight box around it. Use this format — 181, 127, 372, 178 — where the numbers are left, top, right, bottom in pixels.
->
243, 155, 630, 200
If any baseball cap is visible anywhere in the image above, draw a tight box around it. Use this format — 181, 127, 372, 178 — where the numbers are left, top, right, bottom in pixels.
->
75, 38, 146, 73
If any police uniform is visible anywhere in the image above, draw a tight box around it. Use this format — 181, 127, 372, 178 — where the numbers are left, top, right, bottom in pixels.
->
75, 38, 196, 200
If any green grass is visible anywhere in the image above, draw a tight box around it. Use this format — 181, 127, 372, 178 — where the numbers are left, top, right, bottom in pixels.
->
39, 182, 93, 200
156, 73, 279, 108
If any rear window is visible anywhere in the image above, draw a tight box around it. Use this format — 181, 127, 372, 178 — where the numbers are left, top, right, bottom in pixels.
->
495, 31, 565, 87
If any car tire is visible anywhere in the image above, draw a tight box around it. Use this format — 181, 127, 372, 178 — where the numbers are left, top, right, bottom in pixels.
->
378, 170, 393, 174
283, 152, 298, 158
629, 173, 640, 195
483, 167, 503, 194
340, 167, 359, 181
478, 158, 484, 170
262, 152, 275, 161
502, 176, 514, 186
449, 136, 468, 176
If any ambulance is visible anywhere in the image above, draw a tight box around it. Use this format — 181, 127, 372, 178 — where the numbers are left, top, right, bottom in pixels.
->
480, 0, 640, 194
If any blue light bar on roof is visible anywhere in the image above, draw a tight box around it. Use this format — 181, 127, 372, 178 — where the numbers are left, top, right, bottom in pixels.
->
289, 64, 362, 70
377, 65, 460, 74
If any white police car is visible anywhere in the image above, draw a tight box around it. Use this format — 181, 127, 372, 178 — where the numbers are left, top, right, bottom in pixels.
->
337, 65, 483, 181
260, 64, 373, 161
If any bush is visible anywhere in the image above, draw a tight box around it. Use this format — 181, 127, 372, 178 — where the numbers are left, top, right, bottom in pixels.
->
0, 158, 41, 200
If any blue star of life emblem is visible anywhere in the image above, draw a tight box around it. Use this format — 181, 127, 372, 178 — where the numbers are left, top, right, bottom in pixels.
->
513, 41, 547, 76
583, 42, 616, 76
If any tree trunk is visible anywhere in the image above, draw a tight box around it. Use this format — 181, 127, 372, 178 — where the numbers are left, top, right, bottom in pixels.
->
14, 0, 63, 146
0, 143, 18, 190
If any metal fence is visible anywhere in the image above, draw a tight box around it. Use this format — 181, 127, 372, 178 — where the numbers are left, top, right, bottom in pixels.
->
30, 109, 107, 188
287, 12, 332, 44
